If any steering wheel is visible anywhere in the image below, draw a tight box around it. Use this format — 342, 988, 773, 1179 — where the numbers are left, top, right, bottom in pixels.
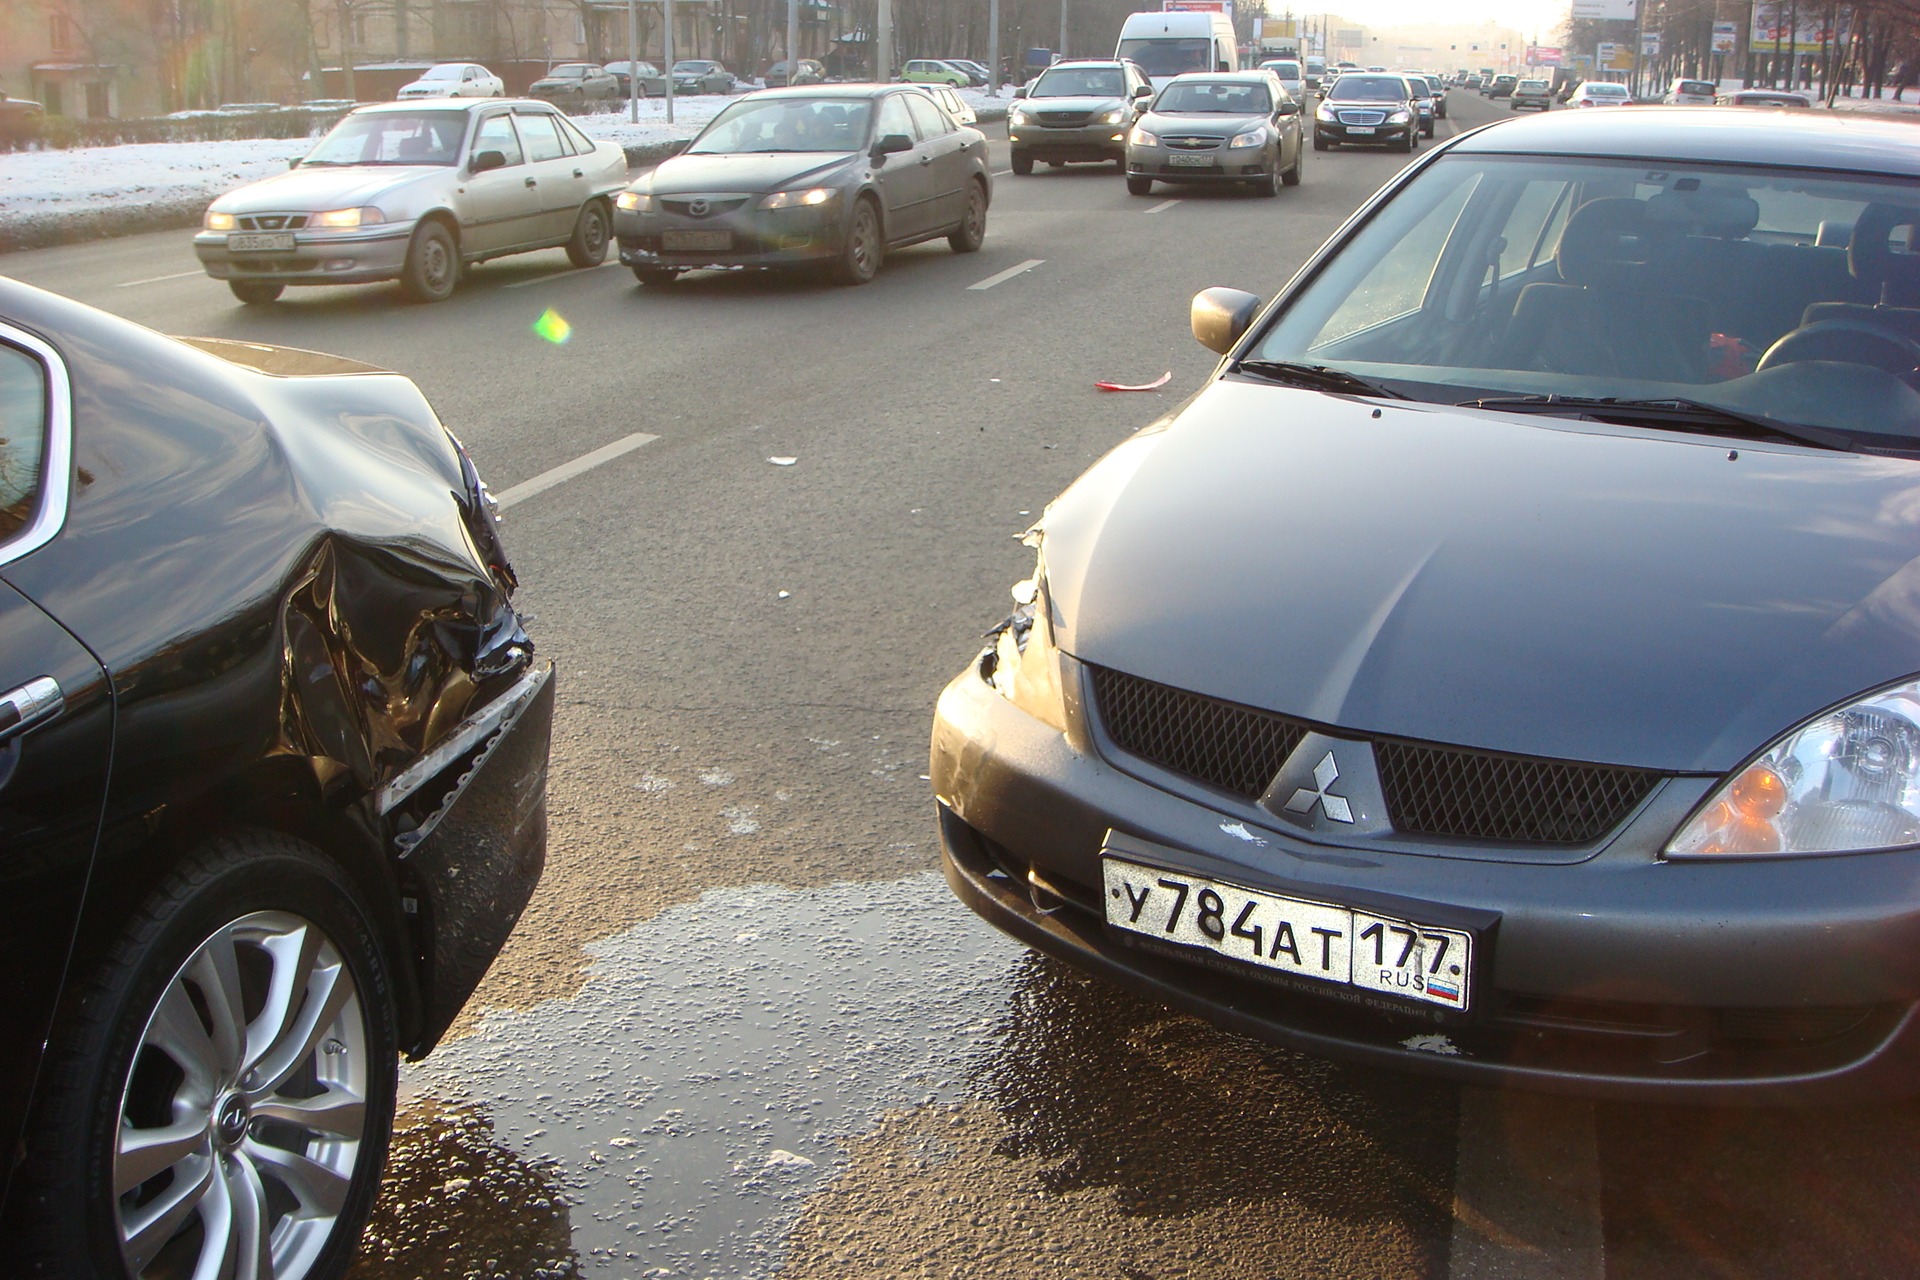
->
1756, 318, 1920, 375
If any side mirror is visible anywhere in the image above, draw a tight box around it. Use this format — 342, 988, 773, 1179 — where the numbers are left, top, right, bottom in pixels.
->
470, 149, 507, 174
1275, 101, 1298, 116
1191, 287, 1263, 356
288, 157, 301, 169
871, 133, 914, 161
1132, 85, 1153, 99
1012, 85, 1027, 99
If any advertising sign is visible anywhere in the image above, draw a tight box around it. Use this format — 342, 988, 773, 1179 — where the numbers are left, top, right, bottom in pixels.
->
1572, 0, 1636, 21
1750, 5, 1840, 55
1525, 46, 1564, 66
1164, 0, 1231, 13
1641, 31, 1660, 57
1712, 20, 1738, 54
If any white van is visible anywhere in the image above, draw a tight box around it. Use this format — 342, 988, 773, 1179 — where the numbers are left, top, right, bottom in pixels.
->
1116, 10, 1240, 91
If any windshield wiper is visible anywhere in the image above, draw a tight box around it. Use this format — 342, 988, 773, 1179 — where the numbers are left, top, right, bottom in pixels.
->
1460, 394, 1868, 453
1235, 360, 1407, 400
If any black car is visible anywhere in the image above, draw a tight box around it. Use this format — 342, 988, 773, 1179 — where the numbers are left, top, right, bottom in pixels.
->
1313, 72, 1419, 151
529, 62, 621, 108
0, 276, 552, 1273
932, 108, 1920, 1103
613, 85, 991, 286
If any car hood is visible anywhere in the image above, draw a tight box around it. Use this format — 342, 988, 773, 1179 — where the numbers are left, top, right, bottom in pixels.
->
645, 151, 856, 194
1139, 109, 1271, 135
209, 165, 444, 211
398, 81, 456, 94
1021, 94, 1128, 113
1040, 381, 1920, 773
531, 78, 582, 90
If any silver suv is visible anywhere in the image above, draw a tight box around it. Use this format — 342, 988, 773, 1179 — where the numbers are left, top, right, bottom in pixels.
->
1009, 59, 1155, 173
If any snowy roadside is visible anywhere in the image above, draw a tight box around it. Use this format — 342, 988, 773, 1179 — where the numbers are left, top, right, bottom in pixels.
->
0, 87, 1009, 252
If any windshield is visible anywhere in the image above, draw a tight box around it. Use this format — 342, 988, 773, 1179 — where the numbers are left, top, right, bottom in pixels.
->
687, 97, 871, 153
1517, 80, 1547, 92
1329, 76, 1408, 102
1154, 81, 1270, 114
303, 110, 465, 165
1244, 152, 1920, 446
1031, 67, 1125, 97
1265, 61, 1302, 79
421, 66, 462, 81
1117, 38, 1213, 77
552, 65, 591, 78
674, 62, 713, 74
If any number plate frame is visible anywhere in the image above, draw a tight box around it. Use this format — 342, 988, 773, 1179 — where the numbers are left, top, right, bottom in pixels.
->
1101, 850, 1477, 1014
228, 232, 296, 252
1167, 153, 1216, 167
662, 228, 732, 251
1345, 125, 1376, 135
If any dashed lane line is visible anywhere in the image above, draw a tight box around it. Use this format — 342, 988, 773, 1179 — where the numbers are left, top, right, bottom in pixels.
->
500, 262, 618, 290
494, 432, 659, 509
117, 270, 204, 288
991, 168, 1013, 176
1448, 1087, 1605, 1280
966, 258, 1045, 290
1143, 199, 1182, 215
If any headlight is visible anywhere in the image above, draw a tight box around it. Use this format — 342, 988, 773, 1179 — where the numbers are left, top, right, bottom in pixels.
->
1009, 108, 1031, 126
309, 207, 383, 229
204, 210, 237, 231
1316, 103, 1336, 121
1387, 108, 1411, 122
1099, 109, 1125, 125
759, 187, 837, 210
1130, 125, 1159, 146
983, 540, 1071, 734
1228, 128, 1265, 149
615, 191, 653, 212
1668, 676, 1920, 857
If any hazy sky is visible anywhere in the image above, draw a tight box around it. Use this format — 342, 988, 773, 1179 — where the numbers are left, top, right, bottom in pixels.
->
1305, 0, 1573, 42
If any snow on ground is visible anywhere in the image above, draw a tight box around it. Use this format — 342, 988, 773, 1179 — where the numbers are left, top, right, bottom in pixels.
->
0, 87, 1008, 244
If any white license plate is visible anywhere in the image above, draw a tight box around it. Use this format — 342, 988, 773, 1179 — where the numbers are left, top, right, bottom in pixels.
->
1101, 855, 1473, 1011
662, 229, 731, 251
1167, 153, 1215, 167
228, 232, 295, 252
1345, 126, 1376, 135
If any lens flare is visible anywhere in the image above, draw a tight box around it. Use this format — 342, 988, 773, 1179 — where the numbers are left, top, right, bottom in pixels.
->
532, 308, 572, 345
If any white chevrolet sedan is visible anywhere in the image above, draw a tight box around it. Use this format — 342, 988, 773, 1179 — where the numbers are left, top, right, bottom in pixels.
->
397, 62, 506, 99
194, 100, 627, 304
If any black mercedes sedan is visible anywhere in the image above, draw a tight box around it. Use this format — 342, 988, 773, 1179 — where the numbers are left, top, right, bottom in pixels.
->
0, 276, 552, 1275
932, 108, 1920, 1103
612, 85, 990, 287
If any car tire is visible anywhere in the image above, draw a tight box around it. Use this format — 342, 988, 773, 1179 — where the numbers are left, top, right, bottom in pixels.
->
16, 832, 398, 1280
228, 280, 284, 305
399, 220, 459, 303
1126, 174, 1154, 196
566, 199, 611, 268
1313, 135, 1330, 151
1254, 159, 1282, 198
1399, 131, 1415, 153
833, 196, 884, 286
1423, 123, 1434, 137
631, 266, 680, 287
1010, 152, 1033, 176
1282, 147, 1303, 186
947, 179, 987, 253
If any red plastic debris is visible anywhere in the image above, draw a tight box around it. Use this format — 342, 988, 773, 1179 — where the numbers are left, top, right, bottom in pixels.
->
1094, 371, 1172, 392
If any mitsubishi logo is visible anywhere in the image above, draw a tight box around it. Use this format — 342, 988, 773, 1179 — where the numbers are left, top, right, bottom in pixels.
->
1284, 752, 1354, 824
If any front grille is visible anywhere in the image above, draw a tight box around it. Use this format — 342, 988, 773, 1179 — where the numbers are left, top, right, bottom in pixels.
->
660, 197, 748, 219
238, 214, 308, 231
1091, 666, 1306, 801
1038, 110, 1092, 126
1375, 739, 1659, 844
1337, 110, 1387, 125
1089, 666, 1663, 845
1163, 135, 1224, 150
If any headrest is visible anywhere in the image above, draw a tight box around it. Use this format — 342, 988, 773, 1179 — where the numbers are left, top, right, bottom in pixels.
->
1849, 203, 1920, 291
1816, 219, 1853, 248
1643, 186, 1760, 240
1556, 198, 1651, 286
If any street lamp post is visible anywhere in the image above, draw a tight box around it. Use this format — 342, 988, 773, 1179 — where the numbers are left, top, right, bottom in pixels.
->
664, 0, 675, 123
627, 0, 639, 123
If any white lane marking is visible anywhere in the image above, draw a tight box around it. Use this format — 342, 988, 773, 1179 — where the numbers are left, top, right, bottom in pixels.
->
991, 168, 1013, 176
501, 262, 617, 290
116, 270, 204, 288
494, 432, 659, 509
1448, 1087, 1605, 1280
1143, 199, 1181, 215
966, 258, 1045, 291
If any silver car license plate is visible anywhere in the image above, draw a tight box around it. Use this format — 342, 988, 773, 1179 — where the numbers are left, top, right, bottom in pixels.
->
228, 232, 295, 252
1168, 153, 1215, 167
1101, 854, 1474, 1012
662, 229, 731, 251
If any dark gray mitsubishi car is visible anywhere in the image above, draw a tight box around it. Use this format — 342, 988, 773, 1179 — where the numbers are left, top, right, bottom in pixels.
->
933, 107, 1920, 1103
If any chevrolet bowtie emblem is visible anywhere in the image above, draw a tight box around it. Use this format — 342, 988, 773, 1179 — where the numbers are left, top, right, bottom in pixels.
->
1285, 751, 1354, 824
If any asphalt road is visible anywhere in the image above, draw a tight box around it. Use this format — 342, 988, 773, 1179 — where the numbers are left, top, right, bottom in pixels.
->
9, 90, 1920, 1279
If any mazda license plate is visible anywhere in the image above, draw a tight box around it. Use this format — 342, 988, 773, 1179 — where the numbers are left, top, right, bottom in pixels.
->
1168, 153, 1215, 167
228, 232, 295, 252
1101, 854, 1474, 1011
662, 229, 731, 251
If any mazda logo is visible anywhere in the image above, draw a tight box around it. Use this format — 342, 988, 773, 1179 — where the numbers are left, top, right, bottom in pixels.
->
687, 198, 710, 217
1284, 751, 1354, 824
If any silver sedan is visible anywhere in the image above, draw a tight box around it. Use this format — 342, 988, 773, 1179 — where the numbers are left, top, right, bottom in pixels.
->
194, 99, 628, 304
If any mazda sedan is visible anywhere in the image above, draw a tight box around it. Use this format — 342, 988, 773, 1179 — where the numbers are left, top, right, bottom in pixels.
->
0, 276, 551, 1276
932, 108, 1920, 1102
194, 100, 627, 304
613, 85, 990, 286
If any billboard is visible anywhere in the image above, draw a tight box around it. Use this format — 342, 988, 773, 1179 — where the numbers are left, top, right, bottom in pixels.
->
1164, 0, 1232, 13
1641, 31, 1660, 57
1750, 7, 1839, 55
1525, 46, 1564, 66
1712, 21, 1739, 54
1572, 0, 1636, 20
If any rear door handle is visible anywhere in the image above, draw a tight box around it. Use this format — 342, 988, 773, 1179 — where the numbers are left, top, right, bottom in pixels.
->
919, 155, 933, 166
573, 168, 584, 178
525, 177, 538, 188
0, 676, 62, 745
